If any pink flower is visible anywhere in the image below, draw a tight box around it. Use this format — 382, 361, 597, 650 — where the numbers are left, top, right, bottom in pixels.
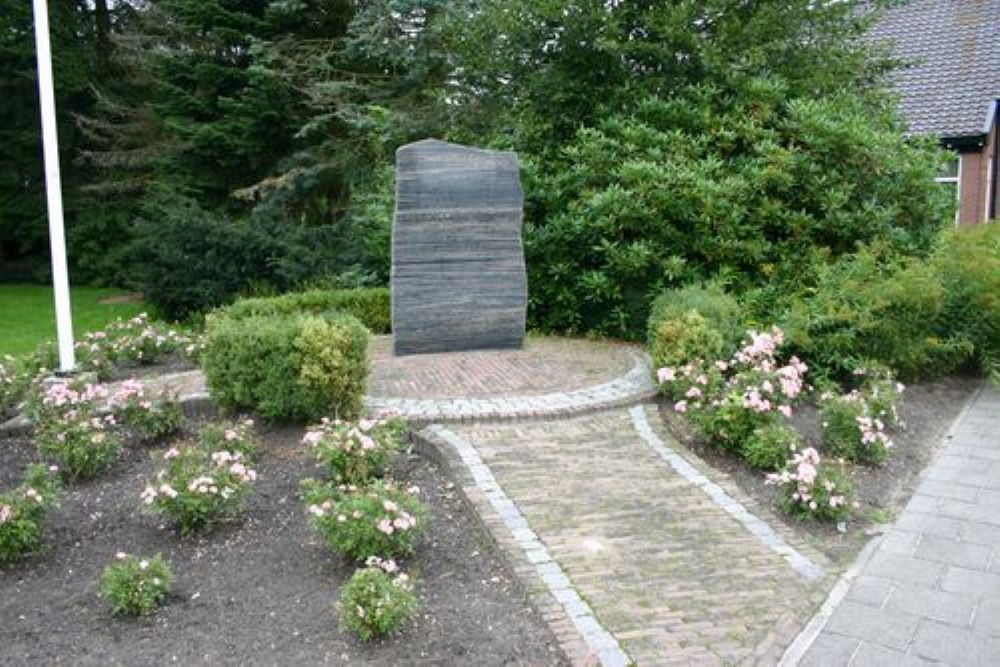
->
376, 518, 394, 535
657, 367, 676, 383
0, 505, 12, 524
778, 405, 792, 418
673, 400, 688, 413
685, 386, 702, 399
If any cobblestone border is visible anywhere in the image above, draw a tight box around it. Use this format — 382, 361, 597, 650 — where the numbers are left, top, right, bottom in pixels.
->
366, 350, 657, 423
629, 405, 825, 582
411, 424, 630, 667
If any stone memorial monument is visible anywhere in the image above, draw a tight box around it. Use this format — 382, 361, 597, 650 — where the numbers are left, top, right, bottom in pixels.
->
391, 139, 528, 355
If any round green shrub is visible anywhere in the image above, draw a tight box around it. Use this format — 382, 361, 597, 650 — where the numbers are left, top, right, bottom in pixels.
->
201, 310, 369, 421
219, 288, 390, 334
338, 563, 417, 641
647, 283, 742, 371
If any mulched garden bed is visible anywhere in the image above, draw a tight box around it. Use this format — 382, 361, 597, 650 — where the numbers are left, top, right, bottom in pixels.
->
658, 374, 983, 565
0, 421, 565, 666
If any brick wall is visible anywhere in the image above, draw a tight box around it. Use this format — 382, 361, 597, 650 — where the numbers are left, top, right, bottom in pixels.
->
957, 120, 997, 225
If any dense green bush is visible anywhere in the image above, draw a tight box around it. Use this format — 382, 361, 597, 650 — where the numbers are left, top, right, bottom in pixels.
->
127, 195, 364, 321
523, 89, 950, 339
931, 224, 1000, 382
647, 284, 743, 368
743, 422, 799, 472
781, 245, 967, 382
0, 464, 61, 563
201, 310, 369, 421
219, 288, 390, 334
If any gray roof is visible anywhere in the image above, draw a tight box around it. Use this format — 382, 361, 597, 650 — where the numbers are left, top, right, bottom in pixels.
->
870, 0, 1000, 139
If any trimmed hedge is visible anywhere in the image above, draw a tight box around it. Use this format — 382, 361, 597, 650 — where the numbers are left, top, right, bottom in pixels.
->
647, 283, 743, 370
202, 310, 369, 421
219, 288, 390, 334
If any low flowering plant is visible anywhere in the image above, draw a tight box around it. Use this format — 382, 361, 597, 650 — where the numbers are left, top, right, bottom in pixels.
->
96, 313, 202, 366
0, 464, 61, 564
742, 421, 800, 471
852, 363, 905, 428
766, 447, 854, 522
303, 417, 405, 483
301, 478, 427, 561
819, 391, 893, 465
658, 327, 809, 461
142, 435, 257, 534
33, 380, 123, 480
197, 418, 256, 460
338, 560, 417, 641
109, 379, 184, 441
0, 355, 33, 420
100, 552, 173, 616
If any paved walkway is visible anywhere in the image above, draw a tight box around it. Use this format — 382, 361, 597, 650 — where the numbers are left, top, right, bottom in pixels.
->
800, 385, 1000, 666
419, 405, 832, 666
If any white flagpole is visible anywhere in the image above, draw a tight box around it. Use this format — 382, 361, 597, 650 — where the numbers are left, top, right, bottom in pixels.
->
32, 0, 75, 372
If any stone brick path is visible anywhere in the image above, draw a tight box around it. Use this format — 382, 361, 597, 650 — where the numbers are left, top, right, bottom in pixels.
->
799, 385, 1000, 666
418, 406, 832, 666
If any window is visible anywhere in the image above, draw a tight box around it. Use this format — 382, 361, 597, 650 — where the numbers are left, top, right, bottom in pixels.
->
935, 155, 961, 224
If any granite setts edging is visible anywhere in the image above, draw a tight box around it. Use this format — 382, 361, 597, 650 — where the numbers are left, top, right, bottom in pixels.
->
366, 350, 657, 423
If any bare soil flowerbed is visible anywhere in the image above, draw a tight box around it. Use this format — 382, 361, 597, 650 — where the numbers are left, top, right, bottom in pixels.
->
659, 374, 982, 564
0, 422, 565, 666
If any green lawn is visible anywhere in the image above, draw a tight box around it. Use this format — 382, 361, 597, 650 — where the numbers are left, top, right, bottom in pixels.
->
0, 284, 145, 357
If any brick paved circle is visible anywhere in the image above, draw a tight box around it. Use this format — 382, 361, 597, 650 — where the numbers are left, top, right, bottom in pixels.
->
367, 335, 635, 399
365, 335, 657, 421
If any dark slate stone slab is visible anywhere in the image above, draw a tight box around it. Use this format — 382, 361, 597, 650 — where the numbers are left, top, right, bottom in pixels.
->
391, 139, 527, 355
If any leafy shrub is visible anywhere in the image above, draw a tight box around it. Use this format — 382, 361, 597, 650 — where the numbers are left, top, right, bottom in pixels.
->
650, 312, 725, 376
781, 246, 968, 382
202, 310, 369, 421
34, 381, 123, 480
932, 223, 1000, 381
100, 553, 173, 616
820, 392, 893, 465
0, 464, 61, 564
338, 559, 417, 641
220, 288, 391, 334
523, 86, 950, 339
302, 479, 426, 561
141, 429, 258, 534
108, 379, 184, 441
128, 196, 359, 320
766, 448, 854, 522
647, 283, 743, 369
304, 417, 405, 484
743, 421, 799, 471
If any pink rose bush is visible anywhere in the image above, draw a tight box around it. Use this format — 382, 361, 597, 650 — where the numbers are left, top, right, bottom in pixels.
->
657, 327, 807, 470
0, 464, 61, 563
142, 422, 258, 534
0, 354, 33, 421
819, 364, 903, 465
99, 552, 174, 616
337, 558, 417, 641
766, 448, 854, 521
197, 418, 256, 459
33, 380, 123, 479
303, 417, 405, 484
301, 478, 426, 561
108, 379, 184, 441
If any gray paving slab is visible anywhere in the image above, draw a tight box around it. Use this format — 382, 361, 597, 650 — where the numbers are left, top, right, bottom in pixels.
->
800, 386, 1000, 665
